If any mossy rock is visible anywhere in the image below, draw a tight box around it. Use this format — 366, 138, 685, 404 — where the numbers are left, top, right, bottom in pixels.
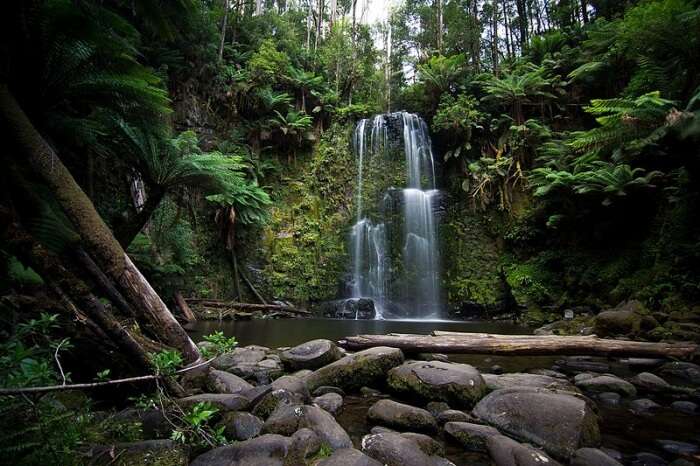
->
305, 346, 404, 392
387, 361, 488, 408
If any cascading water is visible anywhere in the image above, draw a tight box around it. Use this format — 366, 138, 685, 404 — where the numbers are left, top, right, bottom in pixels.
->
349, 112, 441, 319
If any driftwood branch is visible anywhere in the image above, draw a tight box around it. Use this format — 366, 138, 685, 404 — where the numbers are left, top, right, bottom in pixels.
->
0, 358, 215, 396
185, 299, 310, 316
338, 332, 699, 360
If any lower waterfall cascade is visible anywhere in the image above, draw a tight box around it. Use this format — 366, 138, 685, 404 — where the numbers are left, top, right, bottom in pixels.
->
348, 112, 442, 319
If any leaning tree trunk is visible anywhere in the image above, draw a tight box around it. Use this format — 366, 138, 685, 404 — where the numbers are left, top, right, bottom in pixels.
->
0, 84, 200, 364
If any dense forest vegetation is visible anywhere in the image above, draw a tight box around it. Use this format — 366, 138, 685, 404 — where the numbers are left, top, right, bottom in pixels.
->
1, 0, 699, 464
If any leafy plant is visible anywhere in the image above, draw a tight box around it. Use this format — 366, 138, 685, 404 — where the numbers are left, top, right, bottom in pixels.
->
200, 332, 238, 358
149, 350, 183, 376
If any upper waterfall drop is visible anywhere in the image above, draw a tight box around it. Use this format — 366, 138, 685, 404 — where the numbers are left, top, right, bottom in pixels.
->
349, 112, 442, 319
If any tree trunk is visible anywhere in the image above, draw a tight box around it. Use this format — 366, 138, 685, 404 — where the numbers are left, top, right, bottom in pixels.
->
0, 84, 201, 364
436, 0, 444, 54
218, 0, 230, 62
174, 291, 197, 322
115, 185, 165, 248
2, 216, 154, 372
580, 0, 589, 23
492, 0, 499, 74
339, 332, 699, 360
514, 0, 528, 50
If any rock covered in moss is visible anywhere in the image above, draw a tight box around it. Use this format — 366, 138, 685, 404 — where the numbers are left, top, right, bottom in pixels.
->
177, 393, 249, 412
367, 399, 437, 433
473, 387, 600, 459
387, 360, 487, 408
593, 300, 657, 337
443, 422, 501, 452
280, 339, 343, 370
305, 346, 404, 392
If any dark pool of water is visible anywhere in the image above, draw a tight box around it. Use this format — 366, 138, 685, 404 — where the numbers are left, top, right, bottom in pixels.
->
187, 317, 528, 348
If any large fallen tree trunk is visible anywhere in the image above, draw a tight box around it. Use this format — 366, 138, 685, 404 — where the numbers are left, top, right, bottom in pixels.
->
339, 331, 699, 360
185, 299, 311, 316
0, 84, 200, 364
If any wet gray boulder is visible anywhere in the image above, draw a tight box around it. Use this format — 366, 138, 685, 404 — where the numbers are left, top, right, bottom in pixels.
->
285, 428, 323, 465
317, 448, 383, 466
486, 435, 561, 466
629, 398, 661, 415
575, 375, 637, 397
271, 375, 311, 401
361, 432, 455, 466
280, 339, 344, 370
313, 386, 346, 397
401, 432, 445, 456
219, 411, 263, 441
473, 387, 600, 459
263, 404, 352, 450
443, 422, 501, 452
320, 298, 376, 319
670, 400, 698, 414
571, 448, 623, 466
213, 346, 267, 369
177, 393, 249, 412
483, 372, 579, 393
313, 392, 344, 415
659, 361, 700, 385
208, 369, 254, 394
629, 372, 671, 393
305, 346, 404, 392
252, 388, 305, 419
387, 361, 487, 408
190, 433, 291, 466
436, 409, 470, 424
367, 399, 437, 433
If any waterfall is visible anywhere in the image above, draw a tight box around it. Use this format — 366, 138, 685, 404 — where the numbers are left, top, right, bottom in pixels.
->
349, 112, 441, 319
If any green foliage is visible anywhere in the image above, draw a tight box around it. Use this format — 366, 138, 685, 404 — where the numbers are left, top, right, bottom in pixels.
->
200, 332, 238, 358
247, 39, 292, 81
170, 401, 226, 449
149, 350, 183, 376
433, 94, 484, 157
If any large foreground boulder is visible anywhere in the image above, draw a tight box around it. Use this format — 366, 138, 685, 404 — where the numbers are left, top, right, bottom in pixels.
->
443, 421, 501, 452
305, 347, 404, 392
367, 399, 437, 433
280, 339, 344, 370
473, 387, 600, 459
387, 361, 487, 408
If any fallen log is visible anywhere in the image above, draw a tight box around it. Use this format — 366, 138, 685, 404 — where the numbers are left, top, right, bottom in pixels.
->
338, 332, 699, 360
174, 291, 197, 322
185, 299, 311, 316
